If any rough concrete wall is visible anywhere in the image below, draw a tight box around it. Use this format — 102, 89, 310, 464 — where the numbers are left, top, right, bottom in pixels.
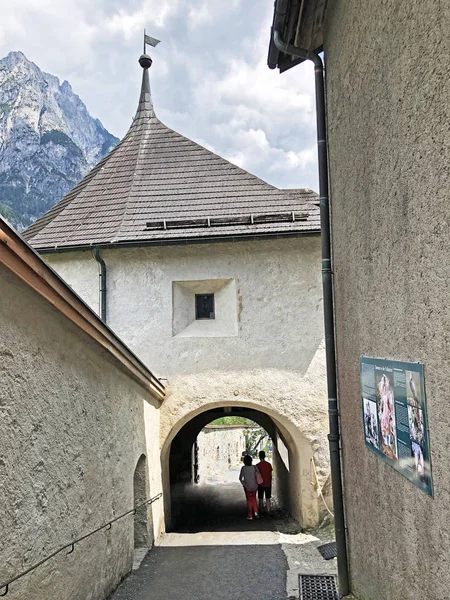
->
143, 400, 165, 540
324, 2, 450, 598
0, 265, 162, 600
197, 427, 246, 479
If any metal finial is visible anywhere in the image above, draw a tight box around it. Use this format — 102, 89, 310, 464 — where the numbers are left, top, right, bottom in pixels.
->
139, 54, 152, 69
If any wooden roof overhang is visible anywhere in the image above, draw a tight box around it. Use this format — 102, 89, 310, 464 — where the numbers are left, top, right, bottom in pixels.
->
268, 0, 327, 72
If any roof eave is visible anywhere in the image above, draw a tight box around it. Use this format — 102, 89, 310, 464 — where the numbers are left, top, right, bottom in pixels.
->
33, 229, 321, 255
268, 0, 326, 72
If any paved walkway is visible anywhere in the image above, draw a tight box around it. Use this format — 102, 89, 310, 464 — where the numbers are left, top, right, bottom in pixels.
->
110, 469, 337, 600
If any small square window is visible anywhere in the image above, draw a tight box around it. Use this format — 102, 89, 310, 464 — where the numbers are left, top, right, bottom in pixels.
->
195, 294, 215, 319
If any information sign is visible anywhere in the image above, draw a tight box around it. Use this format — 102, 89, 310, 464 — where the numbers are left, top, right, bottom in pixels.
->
360, 357, 432, 495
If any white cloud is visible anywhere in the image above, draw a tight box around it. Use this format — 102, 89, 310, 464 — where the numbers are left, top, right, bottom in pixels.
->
105, 1, 180, 38
188, 2, 211, 27
225, 129, 317, 189
214, 60, 314, 120
0, 0, 318, 191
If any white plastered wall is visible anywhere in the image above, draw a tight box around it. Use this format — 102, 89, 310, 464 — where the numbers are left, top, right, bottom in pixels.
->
172, 278, 238, 337
0, 265, 163, 600
196, 427, 246, 479
46, 237, 324, 378
45, 236, 330, 528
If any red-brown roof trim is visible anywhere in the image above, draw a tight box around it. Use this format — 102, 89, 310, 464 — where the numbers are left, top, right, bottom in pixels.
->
0, 217, 165, 402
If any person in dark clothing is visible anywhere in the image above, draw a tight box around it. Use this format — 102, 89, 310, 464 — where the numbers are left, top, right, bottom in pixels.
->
256, 450, 273, 515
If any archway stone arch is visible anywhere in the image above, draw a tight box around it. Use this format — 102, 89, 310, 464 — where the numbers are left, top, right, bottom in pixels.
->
160, 355, 331, 530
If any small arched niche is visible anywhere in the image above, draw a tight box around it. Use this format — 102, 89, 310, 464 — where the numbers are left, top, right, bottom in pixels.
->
133, 454, 149, 549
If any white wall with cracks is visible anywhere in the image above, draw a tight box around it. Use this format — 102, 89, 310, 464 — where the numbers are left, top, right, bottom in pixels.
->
196, 426, 246, 480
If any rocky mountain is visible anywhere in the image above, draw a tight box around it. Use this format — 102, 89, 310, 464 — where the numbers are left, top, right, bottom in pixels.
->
0, 51, 119, 229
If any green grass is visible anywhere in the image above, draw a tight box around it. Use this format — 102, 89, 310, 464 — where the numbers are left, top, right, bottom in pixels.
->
212, 416, 254, 425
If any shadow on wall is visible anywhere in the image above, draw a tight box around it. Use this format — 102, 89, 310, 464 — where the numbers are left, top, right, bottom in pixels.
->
272, 429, 290, 515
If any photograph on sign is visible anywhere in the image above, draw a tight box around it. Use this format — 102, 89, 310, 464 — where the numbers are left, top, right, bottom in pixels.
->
376, 371, 398, 460
363, 398, 379, 449
360, 357, 432, 495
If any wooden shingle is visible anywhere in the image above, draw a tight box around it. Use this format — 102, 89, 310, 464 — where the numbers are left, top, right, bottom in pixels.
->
24, 55, 319, 251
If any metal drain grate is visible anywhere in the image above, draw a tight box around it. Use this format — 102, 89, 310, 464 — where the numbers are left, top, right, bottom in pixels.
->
299, 574, 338, 600
317, 541, 337, 560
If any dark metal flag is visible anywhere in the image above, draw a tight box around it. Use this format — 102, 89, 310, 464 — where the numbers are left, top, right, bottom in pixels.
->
144, 30, 161, 53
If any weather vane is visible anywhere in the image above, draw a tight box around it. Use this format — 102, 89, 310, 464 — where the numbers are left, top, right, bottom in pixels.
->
143, 29, 161, 54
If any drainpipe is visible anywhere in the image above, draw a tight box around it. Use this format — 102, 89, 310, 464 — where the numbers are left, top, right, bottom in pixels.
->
273, 29, 350, 598
93, 248, 107, 323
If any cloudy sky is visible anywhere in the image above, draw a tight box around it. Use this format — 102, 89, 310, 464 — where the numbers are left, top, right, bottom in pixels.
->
0, 0, 318, 191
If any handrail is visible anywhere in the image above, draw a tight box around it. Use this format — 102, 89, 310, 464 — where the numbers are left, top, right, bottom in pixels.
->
0, 493, 162, 596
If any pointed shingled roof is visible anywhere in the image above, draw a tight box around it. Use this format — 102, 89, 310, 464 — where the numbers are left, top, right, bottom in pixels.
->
24, 54, 319, 251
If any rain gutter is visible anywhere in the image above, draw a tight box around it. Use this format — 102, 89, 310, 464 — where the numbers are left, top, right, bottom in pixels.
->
272, 22, 350, 599
93, 248, 107, 324
34, 229, 320, 255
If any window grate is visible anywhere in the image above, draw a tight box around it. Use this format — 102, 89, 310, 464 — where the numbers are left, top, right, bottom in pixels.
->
145, 211, 308, 230
299, 575, 338, 600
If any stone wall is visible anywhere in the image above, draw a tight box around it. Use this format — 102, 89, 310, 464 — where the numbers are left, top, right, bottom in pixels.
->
196, 426, 246, 480
324, 2, 450, 598
159, 366, 331, 529
0, 264, 162, 600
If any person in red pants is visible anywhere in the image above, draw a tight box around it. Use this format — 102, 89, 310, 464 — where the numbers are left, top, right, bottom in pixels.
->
239, 454, 260, 520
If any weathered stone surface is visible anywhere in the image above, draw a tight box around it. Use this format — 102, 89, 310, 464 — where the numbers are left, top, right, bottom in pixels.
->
197, 426, 246, 480
0, 51, 118, 229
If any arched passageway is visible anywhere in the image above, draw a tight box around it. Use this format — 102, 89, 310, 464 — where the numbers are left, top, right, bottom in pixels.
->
161, 403, 332, 532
